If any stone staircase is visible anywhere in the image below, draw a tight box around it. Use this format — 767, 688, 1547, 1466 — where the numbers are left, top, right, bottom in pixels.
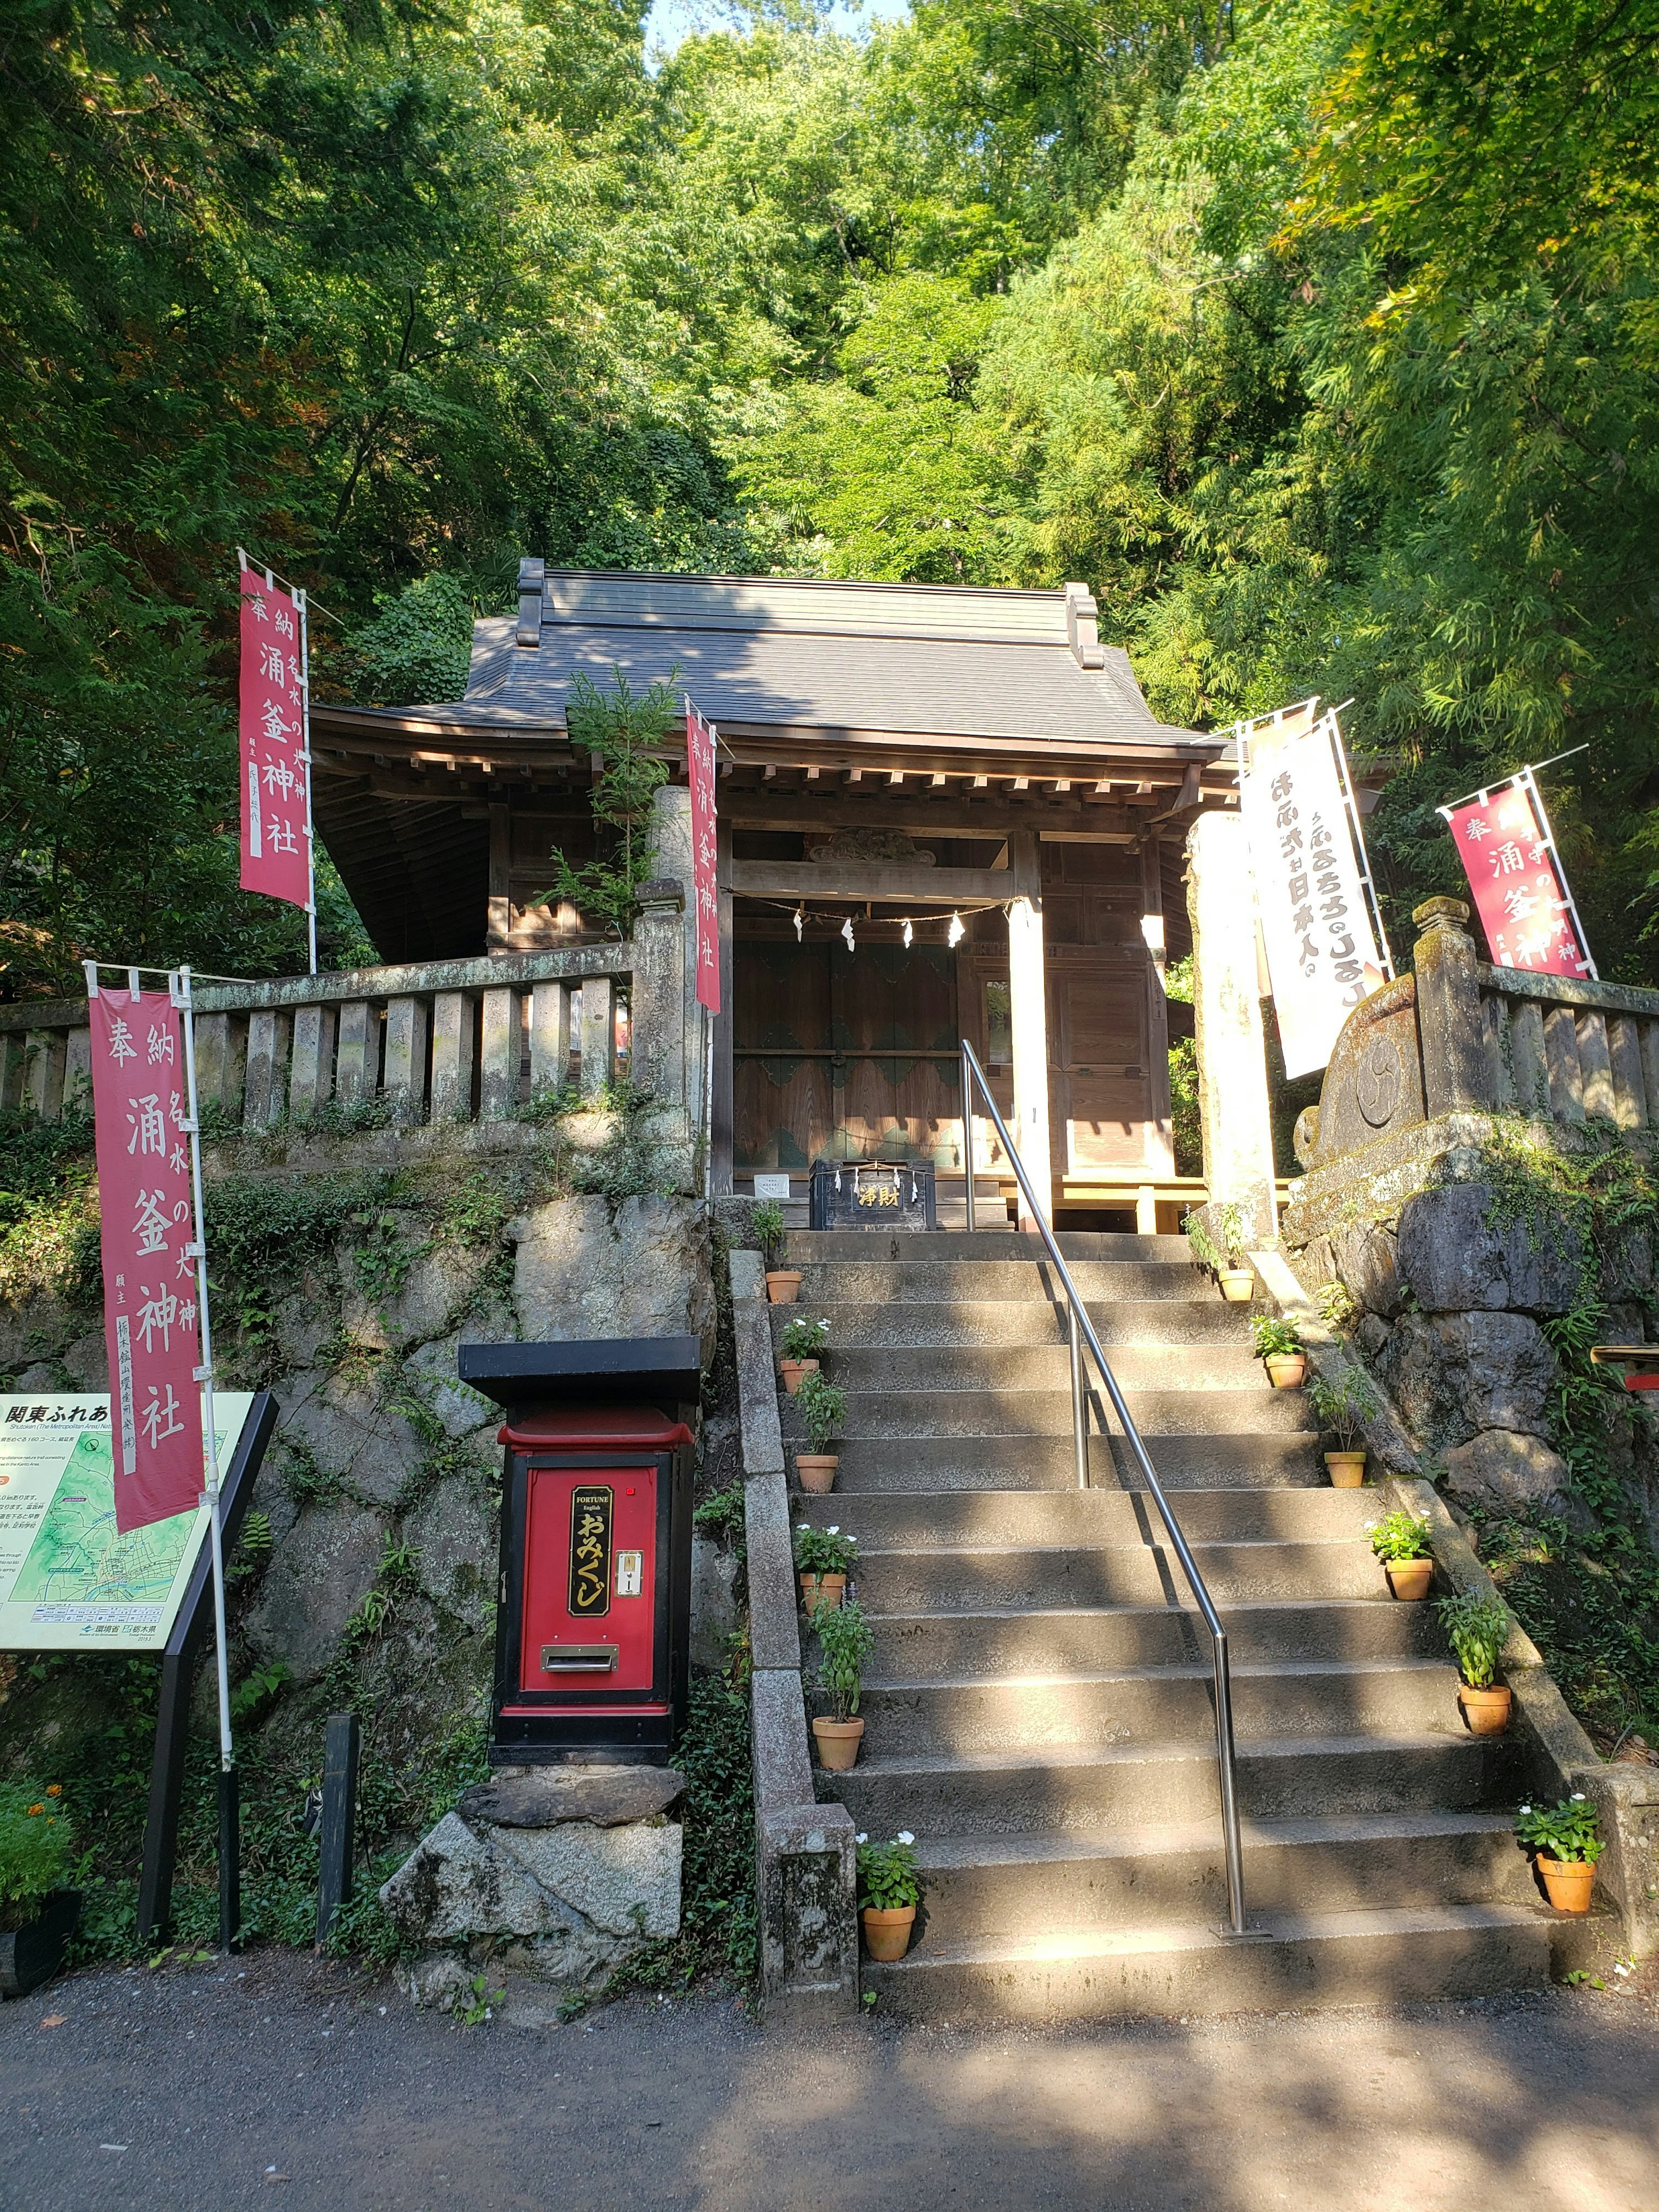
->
776, 1227, 1555, 2021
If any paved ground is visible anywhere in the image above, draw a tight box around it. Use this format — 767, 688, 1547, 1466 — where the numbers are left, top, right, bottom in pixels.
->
2, 1951, 1657, 2212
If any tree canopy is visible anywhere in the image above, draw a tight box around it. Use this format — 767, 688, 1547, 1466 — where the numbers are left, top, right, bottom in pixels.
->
3, 0, 1655, 987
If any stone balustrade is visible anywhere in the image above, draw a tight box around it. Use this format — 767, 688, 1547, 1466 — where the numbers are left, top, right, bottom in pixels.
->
0, 881, 690, 1134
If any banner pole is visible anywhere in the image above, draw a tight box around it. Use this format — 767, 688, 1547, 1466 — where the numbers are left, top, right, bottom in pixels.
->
174, 963, 239, 1950
296, 587, 318, 977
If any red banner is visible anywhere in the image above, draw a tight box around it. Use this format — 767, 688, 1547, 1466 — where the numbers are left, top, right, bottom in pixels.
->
89, 984, 205, 1532
1445, 774, 1594, 979
686, 699, 720, 1014
238, 568, 311, 909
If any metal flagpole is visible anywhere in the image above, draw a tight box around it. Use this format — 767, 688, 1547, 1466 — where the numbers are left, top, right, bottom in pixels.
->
1520, 763, 1599, 982
1322, 704, 1395, 979
172, 963, 240, 1951
295, 586, 318, 976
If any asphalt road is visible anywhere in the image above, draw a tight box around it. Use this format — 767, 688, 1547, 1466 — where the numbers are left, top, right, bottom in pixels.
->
2, 1951, 1657, 2212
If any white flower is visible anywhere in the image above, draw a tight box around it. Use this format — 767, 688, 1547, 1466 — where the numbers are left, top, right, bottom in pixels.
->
828, 1526, 840, 1535
1570, 1792, 1587, 1802
896, 1830, 915, 1846
856, 1833, 868, 1845
1519, 1804, 1532, 1815
1614, 1962, 1630, 1977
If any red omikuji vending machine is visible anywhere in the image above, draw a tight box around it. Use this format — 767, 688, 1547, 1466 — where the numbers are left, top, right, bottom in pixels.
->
457, 1338, 702, 1765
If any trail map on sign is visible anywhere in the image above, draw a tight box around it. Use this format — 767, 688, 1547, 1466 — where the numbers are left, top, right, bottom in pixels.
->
0, 1395, 254, 1651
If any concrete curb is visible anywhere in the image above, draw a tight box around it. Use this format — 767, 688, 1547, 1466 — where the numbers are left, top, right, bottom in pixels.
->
731, 1243, 858, 2015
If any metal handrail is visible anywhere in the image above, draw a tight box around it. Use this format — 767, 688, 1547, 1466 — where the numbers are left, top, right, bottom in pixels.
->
960, 1038, 1250, 1936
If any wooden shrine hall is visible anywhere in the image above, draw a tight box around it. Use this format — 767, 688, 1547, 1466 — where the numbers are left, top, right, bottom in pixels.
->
310, 564, 1241, 1226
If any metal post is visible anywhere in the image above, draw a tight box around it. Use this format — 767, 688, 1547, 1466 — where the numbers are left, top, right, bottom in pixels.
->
296, 587, 318, 976
316, 1712, 361, 1948
1211, 1633, 1248, 1938
1069, 1301, 1088, 1490
961, 1042, 976, 1231
175, 965, 238, 1950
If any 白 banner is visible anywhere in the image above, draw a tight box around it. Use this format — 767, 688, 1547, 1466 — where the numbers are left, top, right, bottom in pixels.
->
87, 982, 205, 1532
686, 698, 720, 1014
238, 567, 311, 910
1239, 703, 1390, 1080
1441, 770, 1595, 981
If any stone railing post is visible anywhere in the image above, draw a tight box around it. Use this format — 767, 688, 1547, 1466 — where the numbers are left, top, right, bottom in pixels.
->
630, 880, 687, 1108
1187, 812, 1278, 1241
1412, 897, 1493, 1115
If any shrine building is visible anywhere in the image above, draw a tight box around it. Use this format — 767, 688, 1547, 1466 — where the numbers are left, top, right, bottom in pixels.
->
309, 564, 1244, 1227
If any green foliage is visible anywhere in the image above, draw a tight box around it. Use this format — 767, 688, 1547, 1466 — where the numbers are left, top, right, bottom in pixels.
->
1307, 1363, 1378, 1447
793, 1521, 857, 1578
1369, 1510, 1431, 1564
1250, 1315, 1302, 1360
0, 1107, 100, 1314
567, 1081, 680, 1215
1437, 1590, 1510, 1691
793, 1370, 846, 1452
0, 1783, 75, 1932
692, 1480, 746, 1552
813, 1595, 874, 1721
855, 1831, 921, 1913
535, 670, 678, 938
1315, 1279, 1359, 1331
781, 1315, 830, 1361
351, 575, 477, 709
750, 1201, 787, 1266
1514, 1793, 1604, 1867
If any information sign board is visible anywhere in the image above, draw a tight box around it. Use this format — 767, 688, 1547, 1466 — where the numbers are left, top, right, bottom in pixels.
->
0, 1393, 255, 1651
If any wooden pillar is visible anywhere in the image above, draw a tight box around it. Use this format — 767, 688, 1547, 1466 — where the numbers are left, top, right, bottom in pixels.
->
1140, 839, 1175, 1179
1187, 813, 1276, 1243
710, 819, 734, 1195
487, 802, 512, 951
1007, 830, 1052, 1228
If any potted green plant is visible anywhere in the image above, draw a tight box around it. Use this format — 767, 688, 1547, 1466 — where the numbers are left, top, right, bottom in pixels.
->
1369, 1509, 1435, 1600
779, 1314, 829, 1395
0, 1783, 79, 1999
1307, 1367, 1379, 1484
812, 1594, 874, 1770
1438, 1590, 1512, 1733
1184, 1203, 1254, 1303
794, 1521, 857, 1616
1250, 1314, 1307, 1389
857, 1830, 922, 1961
753, 1200, 800, 1303
793, 1371, 846, 1493
1516, 1793, 1604, 1913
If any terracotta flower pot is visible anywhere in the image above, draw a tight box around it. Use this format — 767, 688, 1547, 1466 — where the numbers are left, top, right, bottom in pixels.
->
766, 1269, 803, 1305
1458, 1682, 1512, 1735
1218, 1268, 1255, 1303
1265, 1353, 1307, 1389
800, 1569, 845, 1616
861, 1904, 916, 1961
1385, 1557, 1434, 1601
812, 1716, 864, 1771
1325, 1449, 1367, 1487
795, 1452, 839, 1494
779, 1357, 819, 1395
1536, 1854, 1596, 1914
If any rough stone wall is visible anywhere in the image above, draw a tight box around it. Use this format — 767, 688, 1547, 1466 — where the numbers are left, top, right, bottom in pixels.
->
1287, 1156, 1659, 1543
0, 1112, 717, 1719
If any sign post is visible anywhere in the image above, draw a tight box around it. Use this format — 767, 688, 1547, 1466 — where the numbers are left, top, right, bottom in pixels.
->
1237, 699, 1392, 1079
237, 555, 318, 975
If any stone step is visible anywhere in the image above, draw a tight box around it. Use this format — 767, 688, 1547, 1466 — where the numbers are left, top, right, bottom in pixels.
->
824, 1431, 1329, 1492
827, 1485, 1381, 1547
848, 1538, 1387, 1611
910, 1812, 1535, 1944
830, 1732, 1522, 1835
805, 1341, 1272, 1395
790, 1262, 1216, 1305
853, 1658, 1459, 1756
859, 1903, 1551, 2023
782, 1386, 1312, 1441
862, 1598, 1444, 1679
779, 1298, 1255, 1349
785, 1230, 1194, 1264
